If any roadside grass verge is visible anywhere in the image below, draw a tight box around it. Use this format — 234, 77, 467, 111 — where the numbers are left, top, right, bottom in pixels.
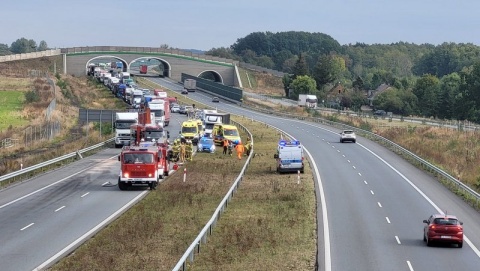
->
0, 90, 28, 131
189, 117, 316, 271
51, 117, 317, 270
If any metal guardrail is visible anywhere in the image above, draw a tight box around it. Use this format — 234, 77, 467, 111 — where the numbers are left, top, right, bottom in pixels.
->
240, 105, 480, 208
0, 138, 114, 184
172, 120, 253, 271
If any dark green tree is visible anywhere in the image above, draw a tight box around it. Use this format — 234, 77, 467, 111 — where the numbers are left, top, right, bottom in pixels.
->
290, 75, 317, 99
37, 40, 48, 51
313, 55, 346, 88
352, 76, 364, 91
0, 43, 11, 55
413, 74, 441, 117
438, 72, 462, 119
10, 38, 37, 54
292, 53, 309, 78
282, 74, 294, 97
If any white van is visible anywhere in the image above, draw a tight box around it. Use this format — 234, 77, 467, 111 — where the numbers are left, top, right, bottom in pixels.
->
274, 139, 304, 173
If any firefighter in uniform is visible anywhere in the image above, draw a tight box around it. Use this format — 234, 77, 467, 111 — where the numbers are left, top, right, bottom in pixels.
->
172, 139, 180, 162
245, 137, 252, 156
185, 140, 193, 161
179, 141, 186, 163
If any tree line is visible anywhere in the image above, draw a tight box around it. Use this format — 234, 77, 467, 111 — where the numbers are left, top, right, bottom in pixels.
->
206, 31, 480, 122
0, 38, 49, 56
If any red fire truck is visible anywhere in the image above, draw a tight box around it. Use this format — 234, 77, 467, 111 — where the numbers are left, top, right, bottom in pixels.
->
118, 145, 162, 190
130, 107, 170, 178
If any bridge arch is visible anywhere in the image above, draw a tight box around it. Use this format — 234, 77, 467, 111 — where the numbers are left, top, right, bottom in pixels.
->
197, 70, 224, 83
85, 55, 128, 74
129, 57, 172, 78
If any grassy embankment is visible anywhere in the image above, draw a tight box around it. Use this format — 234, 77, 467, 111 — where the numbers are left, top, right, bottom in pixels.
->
0, 77, 31, 132
0, 72, 126, 182
51, 115, 317, 270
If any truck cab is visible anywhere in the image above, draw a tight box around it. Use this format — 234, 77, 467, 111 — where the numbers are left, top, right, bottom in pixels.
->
274, 139, 304, 173
180, 120, 200, 145
118, 146, 162, 190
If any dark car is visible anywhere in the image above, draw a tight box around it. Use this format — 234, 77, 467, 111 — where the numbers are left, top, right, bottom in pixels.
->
212, 97, 220, 103
423, 214, 463, 248
373, 110, 387, 116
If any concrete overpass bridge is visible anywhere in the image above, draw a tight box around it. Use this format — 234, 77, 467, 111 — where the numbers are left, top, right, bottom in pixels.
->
61, 46, 242, 86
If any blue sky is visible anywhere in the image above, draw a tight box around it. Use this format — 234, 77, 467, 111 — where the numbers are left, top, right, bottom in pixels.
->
1, 0, 478, 51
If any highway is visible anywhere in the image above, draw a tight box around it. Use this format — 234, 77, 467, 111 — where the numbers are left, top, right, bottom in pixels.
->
0, 114, 186, 271
1, 76, 480, 270
148, 77, 480, 271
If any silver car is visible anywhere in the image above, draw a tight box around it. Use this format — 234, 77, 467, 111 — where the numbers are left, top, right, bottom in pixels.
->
170, 104, 181, 113
340, 130, 356, 143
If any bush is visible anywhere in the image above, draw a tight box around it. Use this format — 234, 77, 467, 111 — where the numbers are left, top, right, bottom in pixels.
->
24, 90, 40, 103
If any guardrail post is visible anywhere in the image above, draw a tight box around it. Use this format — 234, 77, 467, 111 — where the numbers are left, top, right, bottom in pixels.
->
76, 150, 83, 159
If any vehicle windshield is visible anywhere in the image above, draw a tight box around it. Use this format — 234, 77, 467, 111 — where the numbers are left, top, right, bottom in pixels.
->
201, 138, 213, 144
145, 131, 164, 141
433, 218, 460, 225
205, 123, 214, 130
343, 131, 354, 134
151, 109, 165, 117
123, 153, 154, 164
182, 127, 197, 133
224, 129, 239, 136
115, 120, 136, 129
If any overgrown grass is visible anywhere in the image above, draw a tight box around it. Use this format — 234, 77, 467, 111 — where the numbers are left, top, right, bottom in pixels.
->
0, 76, 32, 91
0, 91, 28, 130
51, 117, 316, 270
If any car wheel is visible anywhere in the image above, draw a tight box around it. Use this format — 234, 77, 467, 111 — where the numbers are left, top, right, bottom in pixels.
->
458, 242, 463, 248
423, 233, 426, 242
426, 237, 432, 247
340, 139, 343, 143
353, 140, 356, 143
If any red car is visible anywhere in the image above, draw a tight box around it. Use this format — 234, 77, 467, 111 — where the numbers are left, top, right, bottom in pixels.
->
423, 214, 463, 248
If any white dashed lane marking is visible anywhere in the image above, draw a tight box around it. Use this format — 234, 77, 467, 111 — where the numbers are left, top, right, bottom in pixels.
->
55, 206, 66, 212
20, 223, 34, 231
81, 192, 90, 198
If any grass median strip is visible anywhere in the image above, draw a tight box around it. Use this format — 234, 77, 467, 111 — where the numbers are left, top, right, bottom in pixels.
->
51, 117, 316, 270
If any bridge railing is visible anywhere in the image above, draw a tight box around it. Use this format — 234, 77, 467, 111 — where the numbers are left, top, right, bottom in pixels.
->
0, 49, 61, 63
61, 46, 239, 65
0, 138, 114, 185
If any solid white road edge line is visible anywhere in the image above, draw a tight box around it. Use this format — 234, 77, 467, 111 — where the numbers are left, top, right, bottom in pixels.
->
303, 147, 332, 271
0, 155, 118, 210
358, 143, 480, 259
33, 191, 148, 271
